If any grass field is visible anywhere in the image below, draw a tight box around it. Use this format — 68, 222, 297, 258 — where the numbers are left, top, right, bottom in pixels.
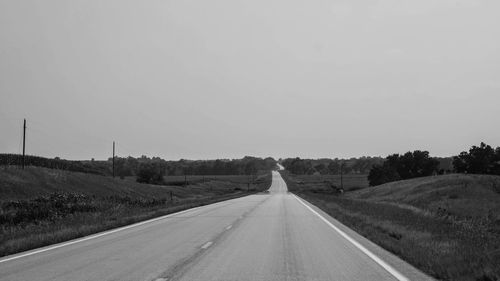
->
281, 171, 500, 281
122, 174, 260, 187
286, 173, 369, 192
0, 167, 271, 257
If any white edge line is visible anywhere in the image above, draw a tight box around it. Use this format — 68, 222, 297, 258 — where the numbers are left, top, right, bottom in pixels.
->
292, 194, 409, 281
0, 200, 231, 264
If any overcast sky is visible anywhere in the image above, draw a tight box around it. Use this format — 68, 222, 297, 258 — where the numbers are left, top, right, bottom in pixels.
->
1, 0, 499, 160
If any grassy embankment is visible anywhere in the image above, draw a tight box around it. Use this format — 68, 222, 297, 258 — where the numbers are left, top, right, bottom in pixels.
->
280, 171, 500, 281
0, 167, 271, 257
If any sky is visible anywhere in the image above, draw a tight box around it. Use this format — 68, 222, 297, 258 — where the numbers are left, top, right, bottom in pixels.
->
1, 0, 499, 160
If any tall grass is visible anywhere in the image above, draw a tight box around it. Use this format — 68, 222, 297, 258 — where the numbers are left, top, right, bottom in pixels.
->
0, 192, 255, 257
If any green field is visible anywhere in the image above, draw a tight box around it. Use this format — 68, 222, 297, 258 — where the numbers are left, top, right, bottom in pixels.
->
0, 167, 271, 257
281, 171, 500, 281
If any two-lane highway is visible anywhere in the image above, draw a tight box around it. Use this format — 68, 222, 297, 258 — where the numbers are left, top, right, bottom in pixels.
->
0, 171, 432, 280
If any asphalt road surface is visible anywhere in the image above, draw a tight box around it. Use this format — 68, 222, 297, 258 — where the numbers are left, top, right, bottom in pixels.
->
0, 171, 432, 281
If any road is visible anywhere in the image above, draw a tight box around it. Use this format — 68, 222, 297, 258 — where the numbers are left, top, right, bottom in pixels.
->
0, 171, 432, 281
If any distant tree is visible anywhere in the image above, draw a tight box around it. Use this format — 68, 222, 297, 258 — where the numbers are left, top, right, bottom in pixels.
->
342, 164, 353, 174
314, 163, 329, 174
281, 157, 384, 175
136, 162, 164, 184
452, 152, 469, 173
434, 157, 453, 172
327, 161, 340, 174
368, 150, 439, 186
453, 142, 500, 175
244, 161, 257, 175
368, 165, 400, 186
283, 158, 310, 174
495, 147, 500, 175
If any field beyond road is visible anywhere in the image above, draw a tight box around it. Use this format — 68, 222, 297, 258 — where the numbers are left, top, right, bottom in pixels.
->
281, 171, 500, 281
0, 167, 271, 257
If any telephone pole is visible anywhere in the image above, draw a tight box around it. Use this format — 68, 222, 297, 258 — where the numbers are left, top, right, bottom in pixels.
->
112, 141, 115, 178
22, 119, 26, 169
340, 161, 344, 190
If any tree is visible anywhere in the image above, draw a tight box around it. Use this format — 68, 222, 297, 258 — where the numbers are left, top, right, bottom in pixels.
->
367, 150, 439, 186
283, 158, 310, 175
314, 163, 328, 174
244, 161, 257, 175
453, 142, 500, 175
368, 165, 400, 186
327, 161, 340, 174
136, 162, 164, 184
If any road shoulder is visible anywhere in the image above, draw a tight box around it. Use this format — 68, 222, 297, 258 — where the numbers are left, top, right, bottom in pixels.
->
292, 193, 434, 281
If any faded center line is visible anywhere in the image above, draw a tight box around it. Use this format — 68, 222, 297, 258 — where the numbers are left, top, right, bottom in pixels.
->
201, 242, 213, 249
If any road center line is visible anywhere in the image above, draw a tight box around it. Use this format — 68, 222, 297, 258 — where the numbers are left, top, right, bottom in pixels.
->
292, 194, 409, 281
201, 242, 213, 249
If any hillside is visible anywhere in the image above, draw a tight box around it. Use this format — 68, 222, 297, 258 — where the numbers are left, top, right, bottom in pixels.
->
0, 167, 269, 201
351, 174, 500, 221
0, 167, 171, 201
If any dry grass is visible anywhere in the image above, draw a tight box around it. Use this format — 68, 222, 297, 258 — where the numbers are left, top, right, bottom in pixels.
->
281, 171, 500, 281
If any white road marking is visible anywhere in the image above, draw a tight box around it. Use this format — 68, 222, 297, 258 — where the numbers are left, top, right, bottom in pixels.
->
292, 194, 409, 281
225, 225, 232, 230
0, 203, 218, 264
201, 242, 213, 249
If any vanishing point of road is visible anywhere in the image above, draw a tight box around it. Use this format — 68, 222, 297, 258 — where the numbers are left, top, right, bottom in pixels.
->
0, 171, 432, 280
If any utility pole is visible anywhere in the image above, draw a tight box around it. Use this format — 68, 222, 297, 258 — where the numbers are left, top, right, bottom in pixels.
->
22, 119, 26, 169
340, 161, 344, 190
112, 141, 115, 178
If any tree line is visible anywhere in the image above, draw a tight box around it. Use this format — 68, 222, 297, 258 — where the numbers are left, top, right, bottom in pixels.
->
0, 153, 277, 185
281, 157, 385, 175
128, 156, 277, 184
280, 142, 499, 187
367, 142, 500, 186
